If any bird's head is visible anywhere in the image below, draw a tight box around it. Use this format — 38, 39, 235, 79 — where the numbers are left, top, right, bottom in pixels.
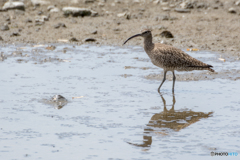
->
123, 30, 152, 45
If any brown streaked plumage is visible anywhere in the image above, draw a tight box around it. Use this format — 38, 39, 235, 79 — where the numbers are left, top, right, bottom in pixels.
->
123, 30, 214, 93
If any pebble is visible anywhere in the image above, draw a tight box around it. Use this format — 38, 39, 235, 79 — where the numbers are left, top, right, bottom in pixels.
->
31, 0, 50, 6
91, 30, 97, 34
50, 8, 60, 13
85, 0, 95, 3
54, 23, 66, 29
162, 7, 170, 11
228, 8, 237, 14
25, 19, 33, 23
180, 1, 194, 9
196, 3, 206, 9
174, 8, 191, 13
12, 51, 22, 56
35, 15, 49, 22
62, 7, 95, 17
2, 1, 25, 11
160, 31, 174, 38
35, 22, 44, 26
69, 37, 78, 42
10, 32, 20, 37
1, 25, 9, 31
84, 38, 96, 42
236, 0, 240, 6
0, 36, 3, 41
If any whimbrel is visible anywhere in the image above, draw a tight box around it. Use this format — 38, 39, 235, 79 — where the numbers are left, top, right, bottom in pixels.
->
123, 30, 214, 93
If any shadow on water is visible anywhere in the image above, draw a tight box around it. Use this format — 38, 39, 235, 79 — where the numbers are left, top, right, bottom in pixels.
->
128, 94, 213, 149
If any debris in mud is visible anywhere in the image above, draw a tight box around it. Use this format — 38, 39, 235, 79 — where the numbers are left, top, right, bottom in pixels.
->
12, 51, 22, 56
160, 31, 174, 38
72, 96, 84, 99
45, 45, 56, 50
58, 39, 69, 43
187, 48, 199, 51
219, 56, 226, 62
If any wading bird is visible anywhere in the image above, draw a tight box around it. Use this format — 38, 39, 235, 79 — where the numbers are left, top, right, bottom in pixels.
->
123, 30, 214, 93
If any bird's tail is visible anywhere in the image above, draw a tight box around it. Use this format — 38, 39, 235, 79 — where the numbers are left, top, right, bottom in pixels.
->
188, 65, 215, 72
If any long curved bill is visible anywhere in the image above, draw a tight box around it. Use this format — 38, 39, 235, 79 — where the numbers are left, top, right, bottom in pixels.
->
123, 34, 141, 45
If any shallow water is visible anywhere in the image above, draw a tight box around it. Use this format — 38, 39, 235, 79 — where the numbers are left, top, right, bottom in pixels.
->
0, 44, 239, 160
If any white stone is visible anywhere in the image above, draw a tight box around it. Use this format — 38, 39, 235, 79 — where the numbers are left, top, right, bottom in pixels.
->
50, 8, 59, 13
2, 1, 25, 10
31, 0, 50, 6
117, 12, 126, 17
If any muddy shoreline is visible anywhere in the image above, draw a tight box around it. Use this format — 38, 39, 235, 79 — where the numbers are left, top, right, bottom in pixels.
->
0, 0, 240, 58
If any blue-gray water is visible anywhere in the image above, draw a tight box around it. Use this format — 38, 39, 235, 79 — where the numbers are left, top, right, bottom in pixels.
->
0, 44, 239, 160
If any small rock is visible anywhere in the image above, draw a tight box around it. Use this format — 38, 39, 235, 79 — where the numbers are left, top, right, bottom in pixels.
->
91, 10, 98, 17
62, 7, 93, 17
1, 25, 9, 31
98, 2, 104, 7
196, 3, 206, 9
12, 51, 22, 56
10, 32, 20, 37
46, 45, 56, 50
174, 8, 191, 13
113, 28, 120, 31
50, 8, 60, 13
162, 15, 169, 20
47, 5, 55, 11
35, 15, 49, 22
180, 1, 194, 9
31, 0, 50, 6
153, 0, 160, 4
5, 17, 10, 21
84, 38, 96, 42
38, 11, 43, 15
91, 30, 97, 34
162, 7, 170, 11
35, 21, 44, 26
85, 0, 95, 3
0, 36, 3, 41
236, 0, 240, 6
25, 18, 32, 23
228, 8, 237, 14
54, 23, 66, 29
2, 1, 25, 11
69, 37, 78, 42
213, 6, 218, 9
160, 31, 174, 38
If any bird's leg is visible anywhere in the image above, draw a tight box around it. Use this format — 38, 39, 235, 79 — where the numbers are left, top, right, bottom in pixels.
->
172, 71, 176, 93
158, 70, 167, 93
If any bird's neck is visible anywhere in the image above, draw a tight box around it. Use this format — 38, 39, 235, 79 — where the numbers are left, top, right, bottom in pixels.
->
143, 35, 154, 52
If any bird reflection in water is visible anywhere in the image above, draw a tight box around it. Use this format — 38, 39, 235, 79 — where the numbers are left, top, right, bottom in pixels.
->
128, 94, 213, 148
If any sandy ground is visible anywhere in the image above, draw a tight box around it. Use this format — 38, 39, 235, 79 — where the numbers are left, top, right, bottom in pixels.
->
0, 0, 240, 57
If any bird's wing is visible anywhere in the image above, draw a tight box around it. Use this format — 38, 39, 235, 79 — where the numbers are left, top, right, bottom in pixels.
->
152, 44, 208, 68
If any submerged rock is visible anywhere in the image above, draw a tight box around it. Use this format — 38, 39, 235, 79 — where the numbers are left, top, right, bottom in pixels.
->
50, 95, 68, 110
2, 1, 25, 11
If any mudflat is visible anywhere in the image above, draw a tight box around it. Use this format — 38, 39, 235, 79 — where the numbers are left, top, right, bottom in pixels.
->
0, 0, 240, 57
